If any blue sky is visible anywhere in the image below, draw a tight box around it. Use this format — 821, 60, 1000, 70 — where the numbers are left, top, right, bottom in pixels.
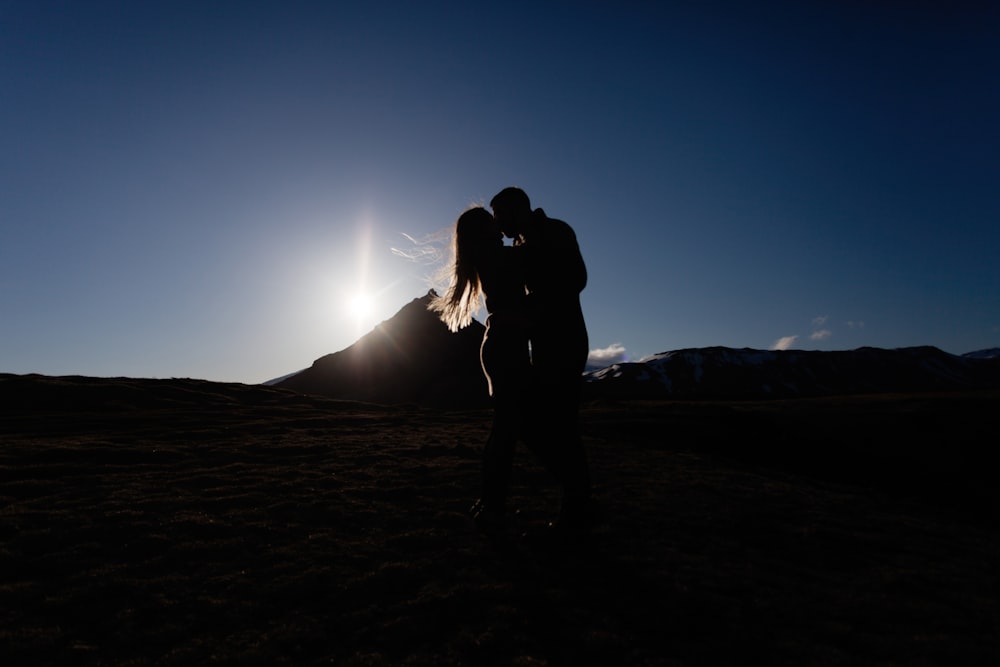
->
2, 1, 998, 383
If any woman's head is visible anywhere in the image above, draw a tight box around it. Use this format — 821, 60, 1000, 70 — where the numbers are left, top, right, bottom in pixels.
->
454, 206, 500, 260
428, 206, 497, 332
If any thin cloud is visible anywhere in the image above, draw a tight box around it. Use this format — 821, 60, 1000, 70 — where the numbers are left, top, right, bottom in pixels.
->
812, 315, 829, 327
390, 230, 450, 265
587, 343, 627, 370
771, 336, 798, 351
846, 320, 865, 329
810, 329, 832, 341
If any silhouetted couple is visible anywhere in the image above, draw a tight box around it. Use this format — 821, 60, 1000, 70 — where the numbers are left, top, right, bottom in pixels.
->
430, 187, 591, 540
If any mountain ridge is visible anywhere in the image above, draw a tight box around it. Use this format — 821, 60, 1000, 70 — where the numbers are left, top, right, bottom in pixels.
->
276, 291, 489, 407
272, 293, 1000, 405
583, 345, 1000, 401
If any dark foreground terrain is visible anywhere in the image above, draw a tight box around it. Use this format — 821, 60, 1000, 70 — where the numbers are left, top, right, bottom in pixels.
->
1, 374, 998, 666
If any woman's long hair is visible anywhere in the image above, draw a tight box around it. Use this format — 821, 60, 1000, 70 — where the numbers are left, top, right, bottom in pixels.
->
429, 206, 494, 332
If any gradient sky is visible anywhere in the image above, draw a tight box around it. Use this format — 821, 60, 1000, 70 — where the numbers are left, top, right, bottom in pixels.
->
2, 1, 998, 383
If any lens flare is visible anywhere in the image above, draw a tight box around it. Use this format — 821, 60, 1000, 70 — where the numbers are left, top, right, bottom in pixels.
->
347, 292, 375, 321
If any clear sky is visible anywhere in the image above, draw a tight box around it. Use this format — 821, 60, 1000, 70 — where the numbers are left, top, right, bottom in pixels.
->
2, 1, 998, 383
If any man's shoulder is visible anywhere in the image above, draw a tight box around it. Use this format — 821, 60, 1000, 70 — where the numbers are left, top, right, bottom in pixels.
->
533, 208, 575, 235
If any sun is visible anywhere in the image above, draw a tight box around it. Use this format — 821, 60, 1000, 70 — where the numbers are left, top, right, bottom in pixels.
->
346, 292, 375, 321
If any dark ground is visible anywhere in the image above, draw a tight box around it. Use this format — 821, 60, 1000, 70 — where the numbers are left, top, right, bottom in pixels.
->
1, 374, 998, 666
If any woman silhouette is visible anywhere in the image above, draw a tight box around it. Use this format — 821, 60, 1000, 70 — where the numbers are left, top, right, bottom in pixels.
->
429, 206, 529, 533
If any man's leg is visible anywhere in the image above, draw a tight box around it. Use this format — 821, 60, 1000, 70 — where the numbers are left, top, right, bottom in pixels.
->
552, 374, 591, 525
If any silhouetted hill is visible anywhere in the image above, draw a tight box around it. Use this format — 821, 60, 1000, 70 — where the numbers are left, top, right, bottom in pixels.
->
272, 293, 1000, 405
276, 291, 489, 407
584, 345, 1000, 400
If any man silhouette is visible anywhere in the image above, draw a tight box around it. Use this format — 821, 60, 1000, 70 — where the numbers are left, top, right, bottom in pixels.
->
490, 187, 592, 535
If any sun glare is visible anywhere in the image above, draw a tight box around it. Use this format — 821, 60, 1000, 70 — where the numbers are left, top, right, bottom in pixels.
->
346, 292, 375, 321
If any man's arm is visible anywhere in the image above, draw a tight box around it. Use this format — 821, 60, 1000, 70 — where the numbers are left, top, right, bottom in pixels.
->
541, 217, 587, 295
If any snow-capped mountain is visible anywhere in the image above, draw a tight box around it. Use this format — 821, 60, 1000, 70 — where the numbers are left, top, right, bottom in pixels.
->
583, 346, 1000, 400
962, 348, 1000, 360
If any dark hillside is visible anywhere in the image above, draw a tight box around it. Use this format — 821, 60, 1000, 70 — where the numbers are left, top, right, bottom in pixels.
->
277, 292, 489, 407
2, 374, 998, 665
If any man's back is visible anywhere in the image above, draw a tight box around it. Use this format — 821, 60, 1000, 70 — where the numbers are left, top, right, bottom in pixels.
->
523, 209, 588, 373
523, 209, 586, 302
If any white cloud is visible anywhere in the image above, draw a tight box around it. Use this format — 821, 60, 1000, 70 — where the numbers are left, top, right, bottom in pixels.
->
810, 329, 832, 341
390, 230, 450, 265
586, 343, 627, 370
771, 335, 798, 351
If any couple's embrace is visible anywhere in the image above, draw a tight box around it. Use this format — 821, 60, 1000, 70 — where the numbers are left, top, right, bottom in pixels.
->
430, 187, 592, 540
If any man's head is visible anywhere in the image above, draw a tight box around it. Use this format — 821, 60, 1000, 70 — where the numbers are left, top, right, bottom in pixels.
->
490, 187, 532, 239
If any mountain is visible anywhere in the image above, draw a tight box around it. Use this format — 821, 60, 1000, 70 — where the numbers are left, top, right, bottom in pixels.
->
262, 370, 304, 386
276, 291, 490, 407
274, 293, 1000, 406
583, 346, 1000, 401
963, 348, 1000, 360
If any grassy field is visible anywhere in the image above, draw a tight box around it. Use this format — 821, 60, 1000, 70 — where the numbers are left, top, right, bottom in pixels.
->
1, 375, 998, 665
